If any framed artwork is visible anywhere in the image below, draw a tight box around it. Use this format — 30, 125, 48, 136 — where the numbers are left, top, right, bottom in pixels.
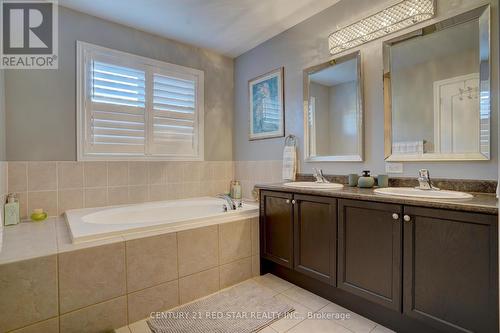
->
248, 67, 284, 140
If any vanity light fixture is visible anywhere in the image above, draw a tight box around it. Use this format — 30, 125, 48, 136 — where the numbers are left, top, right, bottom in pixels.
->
328, 0, 436, 55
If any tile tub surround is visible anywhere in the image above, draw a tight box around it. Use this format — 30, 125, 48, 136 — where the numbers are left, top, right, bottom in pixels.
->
7, 161, 234, 219
0, 216, 260, 332
234, 160, 283, 199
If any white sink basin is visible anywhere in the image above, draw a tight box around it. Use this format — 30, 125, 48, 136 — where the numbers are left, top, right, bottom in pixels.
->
283, 182, 343, 190
374, 187, 473, 199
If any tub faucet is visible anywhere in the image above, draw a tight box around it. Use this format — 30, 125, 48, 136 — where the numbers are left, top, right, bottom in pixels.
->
217, 194, 236, 210
417, 169, 437, 190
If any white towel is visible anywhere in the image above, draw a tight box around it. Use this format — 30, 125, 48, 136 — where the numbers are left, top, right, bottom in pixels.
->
282, 145, 297, 181
392, 140, 424, 154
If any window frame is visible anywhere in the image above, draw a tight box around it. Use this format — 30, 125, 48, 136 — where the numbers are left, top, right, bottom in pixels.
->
76, 41, 204, 161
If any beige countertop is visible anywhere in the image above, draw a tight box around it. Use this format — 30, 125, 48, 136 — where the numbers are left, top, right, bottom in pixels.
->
256, 183, 498, 215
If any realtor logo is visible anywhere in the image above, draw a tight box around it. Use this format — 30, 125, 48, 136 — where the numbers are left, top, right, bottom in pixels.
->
1, 0, 58, 68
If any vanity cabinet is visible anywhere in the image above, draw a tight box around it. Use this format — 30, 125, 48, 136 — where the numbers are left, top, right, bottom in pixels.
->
259, 191, 294, 268
293, 194, 336, 285
403, 206, 498, 333
259, 189, 498, 333
337, 199, 402, 311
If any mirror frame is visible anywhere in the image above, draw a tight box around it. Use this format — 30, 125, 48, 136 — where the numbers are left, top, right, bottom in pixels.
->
383, 5, 491, 161
303, 51, 364, 162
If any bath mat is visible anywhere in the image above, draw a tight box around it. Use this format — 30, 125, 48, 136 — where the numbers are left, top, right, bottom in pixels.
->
147, 280, 294, 333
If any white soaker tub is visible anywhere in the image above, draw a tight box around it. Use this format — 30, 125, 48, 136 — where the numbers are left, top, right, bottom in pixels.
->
65, 197, 259, 243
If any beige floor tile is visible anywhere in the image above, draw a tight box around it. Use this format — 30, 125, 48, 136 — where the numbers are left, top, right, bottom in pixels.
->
254, 273, 294, 293
282, 286, 329, 311
9, 317, 59, 333
220, 256, 252, 288
114, 326, 131, 333
222, 279, 278, 299
126, 233, 178, 292
177, 225, 218, 277
58, 242, 126, 313
258, 326, 278, 333
270, 294, 311, 333
371, 325, 396, 333
319, 302, 377, 333
129, 319, 151, 333
59, 296, 127, 333
0, 255, 58, 332
286, 316, 353, 333
219, 219, 251, 264
127, 281, 179, 324
178, 267, 220, 304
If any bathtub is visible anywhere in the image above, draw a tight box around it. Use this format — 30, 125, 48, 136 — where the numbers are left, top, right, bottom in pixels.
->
65, 197, 259, 243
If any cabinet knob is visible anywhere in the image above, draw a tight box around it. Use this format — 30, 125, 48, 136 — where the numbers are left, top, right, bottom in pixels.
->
291, 200, 296, 204
403, 215, 411, 222
392, 213, 399, 220
286, 199, 290, 204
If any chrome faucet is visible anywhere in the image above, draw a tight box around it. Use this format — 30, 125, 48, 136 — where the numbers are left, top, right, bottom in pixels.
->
217, 194, 236, 210
313, 168, 330, 183
417, 169, 438, 190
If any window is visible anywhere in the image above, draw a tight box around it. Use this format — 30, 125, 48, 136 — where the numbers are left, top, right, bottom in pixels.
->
77, 41, 204, 160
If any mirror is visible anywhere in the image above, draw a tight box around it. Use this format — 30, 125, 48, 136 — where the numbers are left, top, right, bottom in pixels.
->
384, 6, 490, 161
304, 51, 363, 162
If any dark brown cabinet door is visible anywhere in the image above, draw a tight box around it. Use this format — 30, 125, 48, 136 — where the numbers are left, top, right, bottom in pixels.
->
260, 190, 294, 268
293, 195, 336, 285
403, 206, 498, 333
338, 199, 402, 311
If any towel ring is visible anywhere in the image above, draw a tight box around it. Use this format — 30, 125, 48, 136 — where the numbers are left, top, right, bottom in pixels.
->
285, 134, 297, 147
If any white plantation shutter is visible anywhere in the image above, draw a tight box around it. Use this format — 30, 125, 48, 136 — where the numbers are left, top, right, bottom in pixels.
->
77, 42, 204, 160
150, 73, 199, 156
88, 61, 146, 155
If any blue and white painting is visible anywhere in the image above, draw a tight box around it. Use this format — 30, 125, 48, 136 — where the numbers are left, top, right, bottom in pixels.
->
249, 68, 284, 140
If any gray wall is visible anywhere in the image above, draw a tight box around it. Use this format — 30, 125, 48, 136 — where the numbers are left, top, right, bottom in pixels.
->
234, 0, 499, 180
6, 6, 234, 161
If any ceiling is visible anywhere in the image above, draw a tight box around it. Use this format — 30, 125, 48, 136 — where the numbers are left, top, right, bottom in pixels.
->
59, 0, 340, 58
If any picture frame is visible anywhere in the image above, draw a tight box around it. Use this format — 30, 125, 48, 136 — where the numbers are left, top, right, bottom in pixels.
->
248, 67, 284, 140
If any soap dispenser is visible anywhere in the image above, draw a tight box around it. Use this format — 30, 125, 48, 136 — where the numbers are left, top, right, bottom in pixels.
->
4, 193, 20, 226
358, 171, 375, 188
